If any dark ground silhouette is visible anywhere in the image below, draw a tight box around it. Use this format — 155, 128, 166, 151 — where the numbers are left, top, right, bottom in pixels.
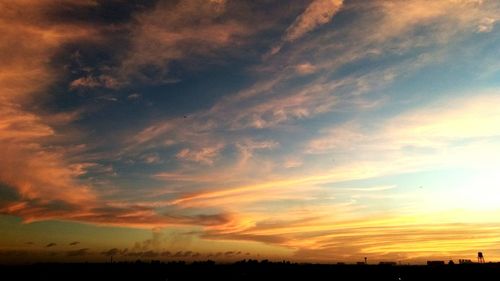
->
2, 260, 500, 281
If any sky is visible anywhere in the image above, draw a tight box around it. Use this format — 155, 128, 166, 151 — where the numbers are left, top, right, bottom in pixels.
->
1, 0, 500, 264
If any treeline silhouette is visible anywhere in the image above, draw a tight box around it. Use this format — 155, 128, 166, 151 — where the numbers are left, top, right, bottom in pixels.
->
2, 260, 500, 281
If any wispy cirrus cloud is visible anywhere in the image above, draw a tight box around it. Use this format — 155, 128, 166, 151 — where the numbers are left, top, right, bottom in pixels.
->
284, 0, 344, 42
269, 0, 344, 55
117, 0, 252, 83
176, 143, 225, 165
307, 93, 500, 157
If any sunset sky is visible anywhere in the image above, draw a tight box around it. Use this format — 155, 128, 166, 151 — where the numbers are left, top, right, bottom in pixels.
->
2, 0, 500, 264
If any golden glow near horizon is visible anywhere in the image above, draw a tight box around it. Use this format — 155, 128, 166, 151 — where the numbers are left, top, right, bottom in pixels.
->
2, 0, 500, 264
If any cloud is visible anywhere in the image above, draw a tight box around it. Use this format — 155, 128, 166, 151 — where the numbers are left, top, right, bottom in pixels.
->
160, 91, 500, 260
283, 158, 303, 169
288, 221, 500, 263
0, 0, 99, 222
101, 248, 127, 257
307, 93, 500, 156
225, 81, 340, 129
35, 0, 500, 227
2, 1, 500, 263
77, 206, 230, 228
198, 209, 500, 262
1, 183, 236, 228
66, 248, 89, 257
172, 251, 184, 258
69, 241, 80, 246
46, 243, 57, 248
368, 0, 500, 45
117, 0, 252, 82
142, 153, 162, 164
127, 93, 142, 100
142, 250, 159, 258
477, 17, 497, 32
269, 0, 343, 55
69, 75, 121, 90
284, 0, 344, 42
236, 139, 278, 164
176, 144, 224, 165
295, 62, 317, 75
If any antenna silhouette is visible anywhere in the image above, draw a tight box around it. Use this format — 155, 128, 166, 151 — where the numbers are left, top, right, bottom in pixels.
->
478, 252, 485, 263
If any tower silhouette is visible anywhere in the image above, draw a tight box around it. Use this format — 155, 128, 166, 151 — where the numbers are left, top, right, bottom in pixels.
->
478, 252, 485, 263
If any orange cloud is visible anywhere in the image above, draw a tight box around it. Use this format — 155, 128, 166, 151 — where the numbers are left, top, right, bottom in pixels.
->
284, 0, 344, 42
0, 1, 100, 217
118, 0, 251, 82
69, 75, 121, 90
176, 143, 225, 165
